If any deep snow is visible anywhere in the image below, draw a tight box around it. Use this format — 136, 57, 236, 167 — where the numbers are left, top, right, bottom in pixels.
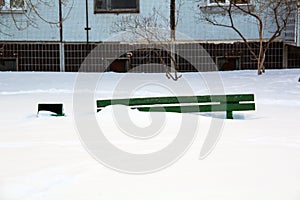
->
0, 69, 300, 200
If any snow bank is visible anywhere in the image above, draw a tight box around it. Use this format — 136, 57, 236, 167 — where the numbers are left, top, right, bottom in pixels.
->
0, 70, 300, 200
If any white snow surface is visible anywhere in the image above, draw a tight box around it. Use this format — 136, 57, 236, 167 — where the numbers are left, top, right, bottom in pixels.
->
0, 69, 300, 200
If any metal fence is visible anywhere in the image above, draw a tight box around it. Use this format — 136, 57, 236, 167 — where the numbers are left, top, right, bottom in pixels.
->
0, 41, 295, 72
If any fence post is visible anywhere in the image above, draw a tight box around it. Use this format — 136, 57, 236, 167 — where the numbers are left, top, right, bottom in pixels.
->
60, 43, 65, 72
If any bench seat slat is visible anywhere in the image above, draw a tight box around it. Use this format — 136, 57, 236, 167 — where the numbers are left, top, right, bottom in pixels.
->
134, 103, 255, 113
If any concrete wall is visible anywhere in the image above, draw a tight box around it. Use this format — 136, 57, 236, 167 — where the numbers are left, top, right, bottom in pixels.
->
0, 0, 60, 41
0, 0, 280, 42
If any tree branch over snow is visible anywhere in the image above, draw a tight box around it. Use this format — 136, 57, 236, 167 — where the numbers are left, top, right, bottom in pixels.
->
112, 0, 184, 81
197, 0, 297, 75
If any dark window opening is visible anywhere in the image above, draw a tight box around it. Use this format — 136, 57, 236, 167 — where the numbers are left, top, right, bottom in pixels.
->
208, 0, 250, 5
209, 0, 225, 3
10, 0, 24, 8
94, 0, 139, 13
0, 0, 24, 10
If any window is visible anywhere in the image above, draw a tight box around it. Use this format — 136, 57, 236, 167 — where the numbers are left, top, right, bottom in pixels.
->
94, 0, 139, 13
208, 0, 250, 6
210, 0, 225, 3
0, 0, 24, 11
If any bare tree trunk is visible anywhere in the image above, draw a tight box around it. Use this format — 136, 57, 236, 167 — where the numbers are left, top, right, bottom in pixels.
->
258, 45, 263, 75
258, 49, 266, 75
261, 52, 266, 73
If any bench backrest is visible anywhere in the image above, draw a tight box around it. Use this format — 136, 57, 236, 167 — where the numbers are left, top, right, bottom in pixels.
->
96, 94, 255, 119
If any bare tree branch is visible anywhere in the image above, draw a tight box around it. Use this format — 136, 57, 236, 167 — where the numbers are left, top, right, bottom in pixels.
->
197, 0, 297, 75
112, 0, 184, 81
0, 0, 73, 35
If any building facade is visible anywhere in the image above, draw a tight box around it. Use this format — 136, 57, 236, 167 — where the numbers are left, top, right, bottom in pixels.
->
0, 0, 300, 72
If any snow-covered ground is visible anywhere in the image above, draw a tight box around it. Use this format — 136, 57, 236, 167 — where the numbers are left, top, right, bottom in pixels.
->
0, 69, 300, 200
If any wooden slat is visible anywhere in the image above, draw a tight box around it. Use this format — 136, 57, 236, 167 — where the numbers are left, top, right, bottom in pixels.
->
96, 94, 255, 119
134, 103, 255, 113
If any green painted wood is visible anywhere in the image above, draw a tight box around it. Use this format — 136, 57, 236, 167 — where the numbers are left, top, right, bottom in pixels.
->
96, 94, 255, 119
96, 94, 255, 107
134, 103, 255, 113
226, 111, 233, 120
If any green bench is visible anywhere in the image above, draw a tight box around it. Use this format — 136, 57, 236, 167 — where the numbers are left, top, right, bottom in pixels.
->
96, 94, 255, 119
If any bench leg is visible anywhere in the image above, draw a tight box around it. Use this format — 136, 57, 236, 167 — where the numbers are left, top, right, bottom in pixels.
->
226, 111, 233, 119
